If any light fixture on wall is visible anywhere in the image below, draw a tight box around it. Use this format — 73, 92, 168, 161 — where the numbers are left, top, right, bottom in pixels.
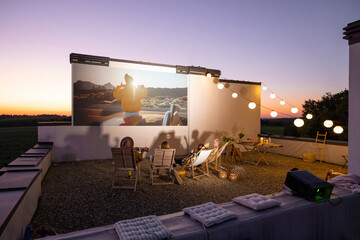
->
270, 93, 276, 99
217, 83, 224, 89
280, 100, 285, 105
232, 93, 238, 98
291, 107, 298, 114
333, 126, 344, 134
270, 111, 278, 117
248, 102, 256, 109
294, 118, 304, 127
324, 120, 334, 128
306, 113, 313, 119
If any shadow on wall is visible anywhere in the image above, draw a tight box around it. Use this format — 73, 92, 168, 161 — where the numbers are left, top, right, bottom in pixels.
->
189, 130, 213, 151
149, 131, 186, 155
58, 127, 111, 161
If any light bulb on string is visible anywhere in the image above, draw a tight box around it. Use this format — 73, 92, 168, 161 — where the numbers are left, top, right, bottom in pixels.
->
270, 93, 276, 99
262, 85, 267, 90
232, 93, 238, 98
280, 100, 285, 105
270, 111, 278, 117
324, 120, 333, 128
291, 107, 298, 113
217, 83, 224, 89
294, 118, 304, 127
306, 114, 313, 119
333, 126, 344, 134
206, 73, 212, 78
248, 102, 256, 109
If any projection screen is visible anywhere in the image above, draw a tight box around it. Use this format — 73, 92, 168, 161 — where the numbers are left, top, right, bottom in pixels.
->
72, 61, 188, 126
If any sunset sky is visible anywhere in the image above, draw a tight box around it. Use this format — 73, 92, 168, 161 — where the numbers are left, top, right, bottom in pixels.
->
0, 0, 359, 117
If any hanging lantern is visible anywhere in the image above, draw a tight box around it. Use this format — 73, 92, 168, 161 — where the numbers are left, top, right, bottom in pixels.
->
291, 107, 298, 113
219, 170, 227, 179
248, 102, 256, 109
306, 113, 313, 119
270, 93, 276, 99
294, 118, 304, 127
333, 126, 344, 134
232, 93, 238, 98
324, 120, 333, 128
217, 83, 224, 89
280, 100, 285, 105
270, 111, 278, 117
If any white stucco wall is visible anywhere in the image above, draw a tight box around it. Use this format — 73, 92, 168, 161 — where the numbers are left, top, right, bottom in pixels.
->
39, 74, 261, 162
349, 42, 360, 175
263, 138, 348, 165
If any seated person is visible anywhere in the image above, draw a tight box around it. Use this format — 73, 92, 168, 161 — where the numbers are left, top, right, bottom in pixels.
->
181, 143, 206, 166
160, 140, 170, 149
120, 136, 148, 178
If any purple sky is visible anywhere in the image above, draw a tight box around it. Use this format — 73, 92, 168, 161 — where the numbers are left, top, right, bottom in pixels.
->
0, 0, 359, 116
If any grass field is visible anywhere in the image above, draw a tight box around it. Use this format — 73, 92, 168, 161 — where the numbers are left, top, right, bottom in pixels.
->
0, 126, 38, 168
261, 126, 285, 135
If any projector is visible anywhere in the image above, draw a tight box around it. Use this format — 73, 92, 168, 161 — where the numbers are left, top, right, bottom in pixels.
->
284, 170, 334, 202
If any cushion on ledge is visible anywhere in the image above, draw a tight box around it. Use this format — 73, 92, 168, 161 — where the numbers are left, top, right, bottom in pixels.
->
114, 215, 171, 240
233, 193, 281, 211
183, 202, 237, 228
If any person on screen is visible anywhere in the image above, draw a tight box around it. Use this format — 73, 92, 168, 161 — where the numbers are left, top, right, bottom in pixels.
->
113, 74, 147, 118
170, 104, 181, 126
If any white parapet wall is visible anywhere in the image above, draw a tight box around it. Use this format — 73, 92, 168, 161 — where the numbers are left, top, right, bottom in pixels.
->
261, 136, 348, 165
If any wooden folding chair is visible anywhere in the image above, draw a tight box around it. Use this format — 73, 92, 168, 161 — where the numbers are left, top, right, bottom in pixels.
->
187, 149, 214, 180
111, 148, 140, 192
150, 148, 176, 185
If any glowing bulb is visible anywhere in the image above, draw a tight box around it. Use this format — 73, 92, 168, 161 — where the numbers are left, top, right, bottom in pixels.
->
333, 126, 344, 134
324, 120, 333, 128
294, 118, 304, 127
263, 86, 267, 90
248, 102, 256, 109
232, 93, 238, 98
306, 114, 313, 119
280, 100, 285, 105
206, 73, 212, 78
270, 93, 276, 99
270, 111, 278, 117
217, 83, 224, 89
291, 107, 298, 113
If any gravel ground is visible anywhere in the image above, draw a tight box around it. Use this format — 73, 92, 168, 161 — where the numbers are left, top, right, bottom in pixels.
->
31, 152, 346, 234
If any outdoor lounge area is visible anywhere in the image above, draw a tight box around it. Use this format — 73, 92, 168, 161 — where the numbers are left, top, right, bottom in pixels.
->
30, 152, 347, 235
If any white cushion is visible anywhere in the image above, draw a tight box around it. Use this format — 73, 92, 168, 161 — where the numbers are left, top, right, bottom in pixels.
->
233, 193, 281, 211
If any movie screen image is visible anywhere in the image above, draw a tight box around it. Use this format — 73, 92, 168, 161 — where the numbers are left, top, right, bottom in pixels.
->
73, 64, 188, 126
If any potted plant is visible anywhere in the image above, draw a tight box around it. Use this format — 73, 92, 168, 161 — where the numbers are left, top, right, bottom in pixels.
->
238, 131, 245, 142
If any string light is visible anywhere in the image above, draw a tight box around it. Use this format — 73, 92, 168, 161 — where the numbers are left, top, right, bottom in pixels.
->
333, 126, 344, 134
291, 107, 298, 114
280, 100, 285, 105
324, 120, 334, 128
206, 73, 212, 78
270, 93, 276, 99
294, 118, 304, 127
270, 111, 278, 117
217, 83, 224, 89
232, 93, 238, 98
306, 113, 313, 119
248, 102, 256, 109
262, 85, 267, 90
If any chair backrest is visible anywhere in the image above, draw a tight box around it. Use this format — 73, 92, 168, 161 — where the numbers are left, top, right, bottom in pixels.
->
111, 148, 136, 171
193, 149, 213, 166
153, 148, 176, 168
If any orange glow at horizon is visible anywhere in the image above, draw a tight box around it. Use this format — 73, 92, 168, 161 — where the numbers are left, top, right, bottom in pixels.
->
1, 104, 71, 116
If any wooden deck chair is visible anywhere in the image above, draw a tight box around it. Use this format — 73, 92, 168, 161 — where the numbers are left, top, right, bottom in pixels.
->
208, 142, 229, 171
188, 149, 214, 180
111, 148, 140, 192
150, 148, 176, 185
